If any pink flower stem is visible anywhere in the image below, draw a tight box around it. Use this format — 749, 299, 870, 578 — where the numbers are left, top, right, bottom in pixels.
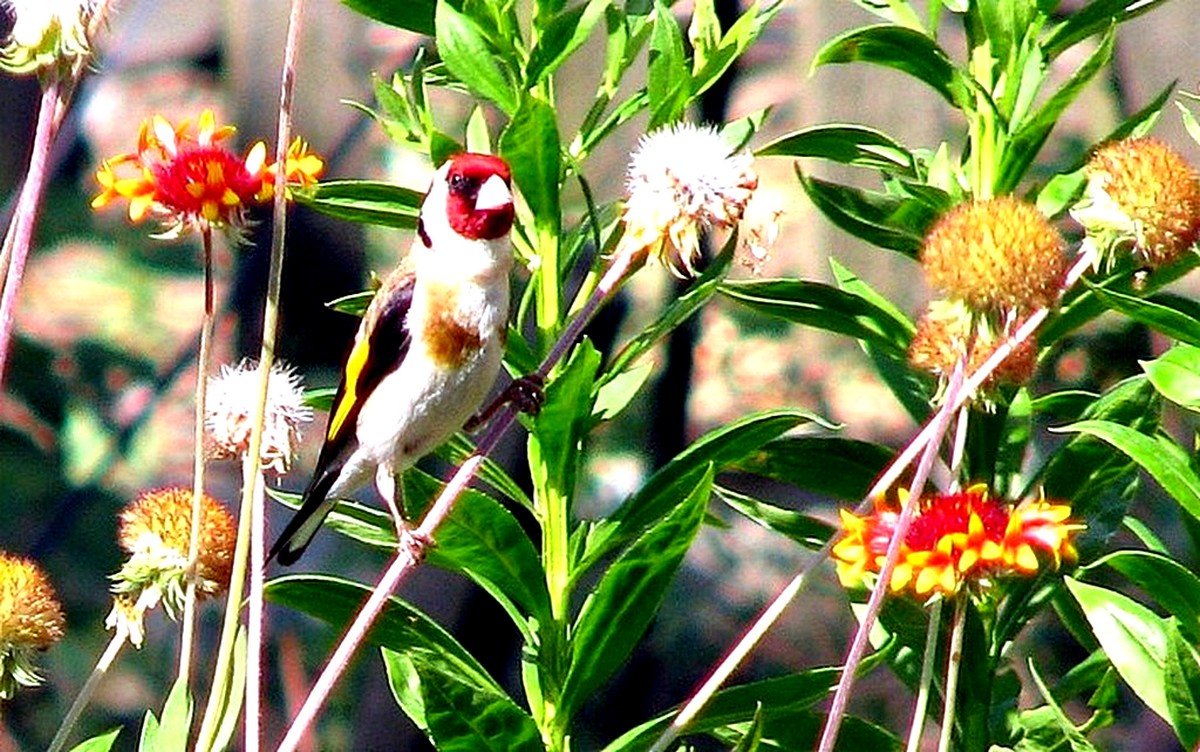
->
816, 361, 966, 752
648, 248, 1096, 752
937, 594, 969, 752
277, 247, 646, 752
0, 81, 63, 389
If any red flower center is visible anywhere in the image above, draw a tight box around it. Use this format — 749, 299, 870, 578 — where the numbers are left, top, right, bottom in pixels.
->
906, 490, 1007, 550
150, 145, 262, 223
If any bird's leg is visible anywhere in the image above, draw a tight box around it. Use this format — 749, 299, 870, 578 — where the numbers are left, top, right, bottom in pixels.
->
464, 374, 547, 432
375, 465, 431, 561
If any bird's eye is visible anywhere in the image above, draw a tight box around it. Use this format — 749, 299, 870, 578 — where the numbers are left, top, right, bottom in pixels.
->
449, 173, 471, 195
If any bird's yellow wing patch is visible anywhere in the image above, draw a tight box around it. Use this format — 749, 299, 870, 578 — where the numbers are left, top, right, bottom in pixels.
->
327, 336, 371, 440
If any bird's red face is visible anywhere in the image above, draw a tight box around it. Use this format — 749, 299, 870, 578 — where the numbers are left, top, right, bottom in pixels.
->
443, 153, 515, 241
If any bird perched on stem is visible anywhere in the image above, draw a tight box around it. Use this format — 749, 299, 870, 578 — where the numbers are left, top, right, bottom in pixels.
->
270, 152, 520, 565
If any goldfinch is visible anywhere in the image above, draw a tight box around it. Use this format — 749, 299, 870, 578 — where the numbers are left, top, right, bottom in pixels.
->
269, 153, 516, 565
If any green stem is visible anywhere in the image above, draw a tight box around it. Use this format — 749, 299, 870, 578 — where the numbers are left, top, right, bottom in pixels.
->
179, 227, 216, 688
937, 595, 969, 752
905, 597, 944, 752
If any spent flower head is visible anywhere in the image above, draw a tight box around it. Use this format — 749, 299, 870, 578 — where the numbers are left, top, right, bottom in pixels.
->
921, 197, 1066, 313
206, 359, 312, 474
620, 122, 760, 276
1072, 137, 1200, 270
91, 109, 324, 239
832, 485, 1080, 600
0, 552, 65, 698
108, 487, 235, 647
0, 0, 95, 74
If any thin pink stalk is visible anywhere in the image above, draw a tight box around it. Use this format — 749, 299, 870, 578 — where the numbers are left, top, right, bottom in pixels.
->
0, 82, 62, 388
277, 245, 645, 752
816, 361, 966, 752
936, 594, 968, 752
647, 249, 1096, 751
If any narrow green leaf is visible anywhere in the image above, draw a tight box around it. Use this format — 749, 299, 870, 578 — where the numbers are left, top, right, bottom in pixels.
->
562, 466, 712, 719
500, 94, 563, 239
584, 409, 830, 568
997, 27, 1114, 193
442, 433, 535, 510
812, 24, 971, 109
1086, 280, 1200, 348
526, 0, 608, 84
435, 0, 518, 114
797, 172, 932, 256
1065, 577, 1170, 722
690, 2, 775, 99
292, 180, 422, 229
647, 0, 690, 128
69, 729, 122, 752
757, 124, 916, 175
1056, 419, 1200, 523
530, 340, 601, 518
1142, 343, 1200, 411
592, 360, 653, 422
342, 0, 436, 34
996, 388, 1033, 497
731, 704, 766, 752
1042, 0, 1170, 59
211, 627, 247, 752
1165, 622, 1200, 749
383, 648, 544, 752
1089, 550, 1200, 640
714, 485, 834, 549
154, 679, 192, 752
728, 436, 894, 501
719, 279, 913, 355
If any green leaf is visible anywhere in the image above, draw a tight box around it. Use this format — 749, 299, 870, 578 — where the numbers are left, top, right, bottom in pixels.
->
1165, 622, 1200, 749
797, 172, 933, 256
647, 0, 690, 128
525, 0, 607, 84
1089, 550, 1200, 640
583, 409, 830, 568
997, 27, 1115, 194
592, 360, 653, 422
719, 279, 913, 356
1065, 577, 1170, 722
292, 180, 422, 229
530, 340, 601, 519
154, 679, 192, 752
211, 627, 248, 752
442, 433, 535, 510
268, 575, 541, 749
69, 729, 122, 752
601, 670, 840, 752
499, 94, 562, 239
757, 124, 916, 175
342, 0, 436, 35
1055, 420, 1200, 523
1143, 343, 1200, 411
690, 1, 775, 100
383, 648, 544, 752
562, 465, 712, 719
1085, 280, 1200, 348
1042, 0, 1171, 60
1012, 660, 1095, 752
811, 24, 971, 109
728, 436, 894, 501
714, 485, 834, 549
1036, 168, 1087, 218
436, 0, 518, 114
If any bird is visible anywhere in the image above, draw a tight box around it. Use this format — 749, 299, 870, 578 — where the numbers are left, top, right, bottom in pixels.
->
269, 152, 517, 565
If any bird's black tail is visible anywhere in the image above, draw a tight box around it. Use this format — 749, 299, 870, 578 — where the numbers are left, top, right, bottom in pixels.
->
268, 470, 340, 566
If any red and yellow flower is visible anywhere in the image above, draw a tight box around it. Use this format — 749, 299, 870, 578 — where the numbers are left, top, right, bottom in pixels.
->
832, 485, 1080, 599
91, 109, 323, 238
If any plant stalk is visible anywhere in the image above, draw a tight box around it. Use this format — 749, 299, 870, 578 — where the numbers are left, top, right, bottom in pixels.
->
937, 595, 969, 752
46, 625, 129, 752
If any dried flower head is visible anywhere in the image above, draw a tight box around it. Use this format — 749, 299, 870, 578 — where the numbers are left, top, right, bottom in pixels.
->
206, 359, 311, 474
0, 553, 65, 698
109, 487, 235, 647
833, 485, 1080, 600
91, 109, 324, 239
921, 197, 1066, 312
0, 0, 95, 74
908, 300, 1038, 394
620, 122, 759, 276
1072, 137, 1200, 269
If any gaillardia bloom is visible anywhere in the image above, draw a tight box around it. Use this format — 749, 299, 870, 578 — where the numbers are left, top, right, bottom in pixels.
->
1072, 137, 1200, 269
908, 300, 1038, 395
0, 0, 94, 74
108, 487, 236, 647
832, 485, 1079, 599
92, 109, 324, 238
205, 359, 312, 474
0, 552, 65, 698
921, 197, 1066, 312
620, 122, 760, 276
